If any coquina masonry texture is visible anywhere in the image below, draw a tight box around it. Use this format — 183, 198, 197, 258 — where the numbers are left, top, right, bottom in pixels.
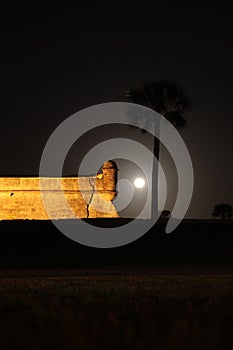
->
0, 161, 119, 220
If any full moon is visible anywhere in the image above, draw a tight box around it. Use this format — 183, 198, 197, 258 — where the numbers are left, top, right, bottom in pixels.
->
134, 177, 145, 189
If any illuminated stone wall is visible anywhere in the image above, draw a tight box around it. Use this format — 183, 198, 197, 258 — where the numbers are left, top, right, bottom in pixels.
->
0, 161, 119, 220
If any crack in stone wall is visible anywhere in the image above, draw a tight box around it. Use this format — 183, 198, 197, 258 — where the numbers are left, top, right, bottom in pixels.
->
86, 177, 95, 218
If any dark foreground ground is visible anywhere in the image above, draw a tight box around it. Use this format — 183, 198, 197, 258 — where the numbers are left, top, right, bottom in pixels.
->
1, 272, 233, 350
0, 219, 232, 349
0, 218, 232, 268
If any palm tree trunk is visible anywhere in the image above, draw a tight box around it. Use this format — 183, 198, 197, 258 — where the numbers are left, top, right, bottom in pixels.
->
151, 134, 160, 220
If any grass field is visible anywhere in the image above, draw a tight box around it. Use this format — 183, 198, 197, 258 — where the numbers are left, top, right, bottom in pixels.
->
0, 272, 233, 349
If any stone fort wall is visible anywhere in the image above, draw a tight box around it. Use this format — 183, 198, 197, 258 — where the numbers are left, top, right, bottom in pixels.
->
0, 161, 119, 220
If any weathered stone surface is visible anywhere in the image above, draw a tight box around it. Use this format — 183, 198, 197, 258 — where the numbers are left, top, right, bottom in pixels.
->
0, 162, 119, 220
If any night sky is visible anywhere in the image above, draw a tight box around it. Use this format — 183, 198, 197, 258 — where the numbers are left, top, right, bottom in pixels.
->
0, 6, 232, 218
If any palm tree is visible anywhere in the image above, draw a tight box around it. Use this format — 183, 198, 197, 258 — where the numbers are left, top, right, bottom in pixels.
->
126, 80, 192, 217
212, 203, 233, 220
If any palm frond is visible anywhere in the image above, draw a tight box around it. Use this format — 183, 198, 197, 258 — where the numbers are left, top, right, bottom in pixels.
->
126, 79, 191, 130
